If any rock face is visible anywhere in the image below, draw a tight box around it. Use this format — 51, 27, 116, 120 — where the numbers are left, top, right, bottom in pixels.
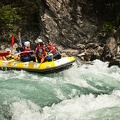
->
39, 0, 98, 47
1, 1, 119, 67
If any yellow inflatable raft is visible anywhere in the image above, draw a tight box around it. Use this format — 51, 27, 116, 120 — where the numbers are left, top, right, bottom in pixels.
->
0, 56, 75, 73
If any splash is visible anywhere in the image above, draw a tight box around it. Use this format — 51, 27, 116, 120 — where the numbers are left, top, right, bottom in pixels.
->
0, 59, 120, 120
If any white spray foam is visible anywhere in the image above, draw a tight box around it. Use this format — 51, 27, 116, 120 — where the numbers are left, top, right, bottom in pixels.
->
41, 91, 120, 120
10, 100, 42, 120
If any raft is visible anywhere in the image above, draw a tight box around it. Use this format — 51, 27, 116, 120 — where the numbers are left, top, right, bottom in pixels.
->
0, 56, 75, 73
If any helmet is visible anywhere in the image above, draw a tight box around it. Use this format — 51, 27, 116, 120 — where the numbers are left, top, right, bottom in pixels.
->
24, 41, 30, 47
38, 39, 43, 43
5, 48, 11, 53
22, 41, 25, 46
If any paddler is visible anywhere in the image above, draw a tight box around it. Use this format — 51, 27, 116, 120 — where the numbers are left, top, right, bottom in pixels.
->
20, 41, 35, 62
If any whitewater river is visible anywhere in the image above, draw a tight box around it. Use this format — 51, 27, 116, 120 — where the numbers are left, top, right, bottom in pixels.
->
0, 60, 120, 120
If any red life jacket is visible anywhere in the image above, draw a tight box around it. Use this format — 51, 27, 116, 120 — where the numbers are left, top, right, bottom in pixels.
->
0, 52, 10, 57
35, 45, 40, 55
36, 46, 46, 57
47, 44, 56, 54
20, 47, 31, 57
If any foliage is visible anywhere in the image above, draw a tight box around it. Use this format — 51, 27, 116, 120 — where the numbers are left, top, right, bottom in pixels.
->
89, 0, 120, 34
69, 0, 78, 9
0, 5, 21, 36
102, 22, 115, 33
0, 0, 40, 41
0, 0, 120, 41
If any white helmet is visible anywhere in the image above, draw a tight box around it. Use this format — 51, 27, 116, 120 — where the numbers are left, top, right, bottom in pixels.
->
5, 48, 11, 53
24, 41, 30, 47
37, 39, 43, 43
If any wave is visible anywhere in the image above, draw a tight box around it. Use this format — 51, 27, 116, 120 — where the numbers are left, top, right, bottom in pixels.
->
0, 59, 120, 120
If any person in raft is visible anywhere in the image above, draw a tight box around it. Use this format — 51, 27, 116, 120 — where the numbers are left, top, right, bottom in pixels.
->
46, 40, 61, 60
20, 41, 35, 62
35, 39, 49, 63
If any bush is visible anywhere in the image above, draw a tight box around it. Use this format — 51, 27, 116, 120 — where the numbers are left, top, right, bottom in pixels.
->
0, 5, 21, 40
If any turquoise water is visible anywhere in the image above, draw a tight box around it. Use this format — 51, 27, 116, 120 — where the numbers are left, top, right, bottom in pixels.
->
0, 60, 120, 120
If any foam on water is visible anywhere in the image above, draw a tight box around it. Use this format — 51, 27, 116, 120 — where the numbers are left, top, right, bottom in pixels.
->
41, 91, 120, 120
10, 100, 42, 120
0, 59, 120, 120
9, 90, 120, 120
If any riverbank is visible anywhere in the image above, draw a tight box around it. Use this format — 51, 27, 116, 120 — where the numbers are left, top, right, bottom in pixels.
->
58, 37, 120, 67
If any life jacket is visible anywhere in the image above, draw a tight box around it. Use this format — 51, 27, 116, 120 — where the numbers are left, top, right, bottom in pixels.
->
47, 44, 56, 54
0, 52, 10, 57
35, 45, 40, 55
20, 47, 31, 57
36, 46, 46, 57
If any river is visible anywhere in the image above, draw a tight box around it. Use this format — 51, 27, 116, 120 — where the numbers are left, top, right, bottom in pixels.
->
0, 59, 120, 120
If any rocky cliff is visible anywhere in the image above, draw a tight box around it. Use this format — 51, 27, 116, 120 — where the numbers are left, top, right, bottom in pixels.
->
32, 0, 120, 67
38, 0, 99, 48
0, 0, 119, 67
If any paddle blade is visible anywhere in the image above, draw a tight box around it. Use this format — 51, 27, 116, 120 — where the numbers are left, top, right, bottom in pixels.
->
11, 35, 15, 47
40, 56, 45, 63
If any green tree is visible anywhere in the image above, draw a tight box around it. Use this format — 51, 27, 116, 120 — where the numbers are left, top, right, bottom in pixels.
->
0, 0, 40, 41
0, 5, 21, 39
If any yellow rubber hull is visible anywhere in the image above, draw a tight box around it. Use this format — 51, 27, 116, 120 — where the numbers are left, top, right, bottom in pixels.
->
0, 56, 75, 73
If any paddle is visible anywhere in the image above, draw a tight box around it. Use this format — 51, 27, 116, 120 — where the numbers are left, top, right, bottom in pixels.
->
5, 51, 34, 61
18, 32, 22, 46
11, 35, 15, 47
14, 50, 34, 55
40, 56, 46, 63
11, 35, 15, 54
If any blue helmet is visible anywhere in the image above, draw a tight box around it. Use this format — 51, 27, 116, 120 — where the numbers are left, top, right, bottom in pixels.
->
22, 41, 25, 46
